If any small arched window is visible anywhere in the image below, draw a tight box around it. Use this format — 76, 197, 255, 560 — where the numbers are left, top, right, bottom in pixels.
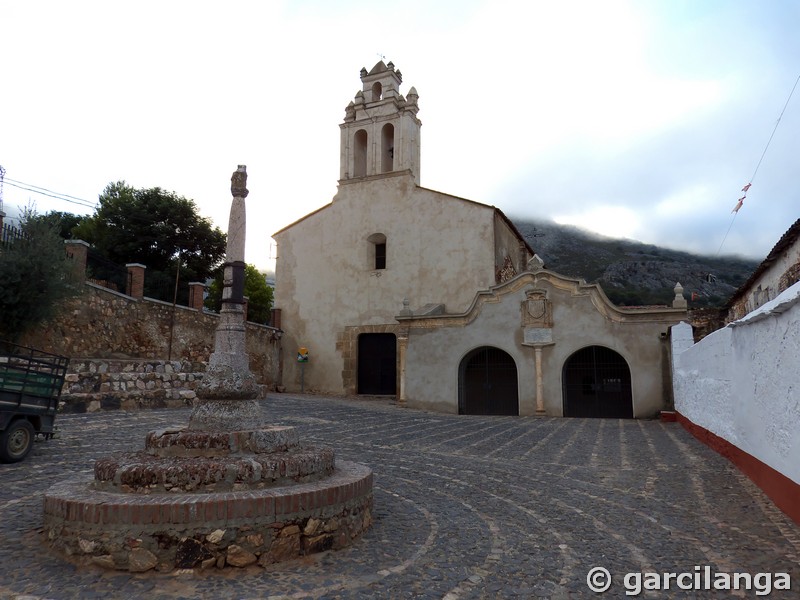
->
367, 233, 387, 270
372, 82, 382, 101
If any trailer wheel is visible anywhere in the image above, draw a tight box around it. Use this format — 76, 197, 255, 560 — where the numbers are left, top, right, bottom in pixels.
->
0, 420, 36, 463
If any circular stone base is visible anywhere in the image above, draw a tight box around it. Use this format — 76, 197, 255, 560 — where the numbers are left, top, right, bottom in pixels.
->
93, 445, 335, 493
44, 461, 373, 572
144, 426, 300, 457
189, 398, 265, 431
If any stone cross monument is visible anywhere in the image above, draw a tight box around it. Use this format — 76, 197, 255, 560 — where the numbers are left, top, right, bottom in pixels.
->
189, 165, 264, 431
43, 165, 373, 572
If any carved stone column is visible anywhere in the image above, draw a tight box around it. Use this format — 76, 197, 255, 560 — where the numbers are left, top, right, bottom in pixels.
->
190, 165, 262, 431
534, 346, 546, 415
397, 331, 409, 405
521, 288, 554, 416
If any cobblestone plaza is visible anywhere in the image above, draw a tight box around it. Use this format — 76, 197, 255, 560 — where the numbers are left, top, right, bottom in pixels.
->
1, 394, 798, 599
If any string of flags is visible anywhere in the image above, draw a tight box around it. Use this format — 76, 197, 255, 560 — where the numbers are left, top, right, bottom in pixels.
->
715, 74, 799, 259
700, 75, 799, 298
728, 76, 798, 216
731, 183, 751, 214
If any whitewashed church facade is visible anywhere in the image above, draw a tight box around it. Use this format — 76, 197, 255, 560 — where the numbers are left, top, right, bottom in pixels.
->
273, 61, 687, 417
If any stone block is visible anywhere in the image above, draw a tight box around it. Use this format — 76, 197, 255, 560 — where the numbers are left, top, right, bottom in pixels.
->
244, 533, 264, 549
303, 533, 333, 554
100, 395, 122, 410
264, 532, 300, 563
303, 517, 321, 536
175, 537, 212, 569
280, 524, 300, 537
206, 529, 225, 544
128, 548, 158, 572
226, 544, 257, 567
91, 555, 116, 569
323, 517, 340, 532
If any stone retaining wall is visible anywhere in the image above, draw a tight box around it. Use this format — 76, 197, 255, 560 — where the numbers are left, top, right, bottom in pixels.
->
60, 359, 207, 413
18, 282, 283, 392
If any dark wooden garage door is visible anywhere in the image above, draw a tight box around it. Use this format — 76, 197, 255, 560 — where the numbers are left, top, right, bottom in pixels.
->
562, 346, 633, 418
459, 347, 519, 415
357, 333, 396, 395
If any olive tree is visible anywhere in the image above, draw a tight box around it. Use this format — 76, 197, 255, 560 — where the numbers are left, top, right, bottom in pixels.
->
0, 209, 81, 341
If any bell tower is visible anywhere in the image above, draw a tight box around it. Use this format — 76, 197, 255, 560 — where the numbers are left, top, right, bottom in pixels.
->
339, 60, 421, 185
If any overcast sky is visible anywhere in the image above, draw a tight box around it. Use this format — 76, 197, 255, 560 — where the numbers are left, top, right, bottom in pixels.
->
2, 0, 798, 270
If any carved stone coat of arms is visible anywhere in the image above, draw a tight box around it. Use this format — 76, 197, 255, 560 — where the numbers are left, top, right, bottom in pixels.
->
521, 289, 552, 328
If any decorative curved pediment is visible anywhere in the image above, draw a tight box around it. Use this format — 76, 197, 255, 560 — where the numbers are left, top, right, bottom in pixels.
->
396, 269, 686, 329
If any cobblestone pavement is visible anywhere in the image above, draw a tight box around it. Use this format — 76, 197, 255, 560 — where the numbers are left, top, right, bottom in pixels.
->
1, 394, 798, 599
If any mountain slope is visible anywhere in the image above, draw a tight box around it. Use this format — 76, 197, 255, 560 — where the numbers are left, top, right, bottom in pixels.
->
512, 219, 759, 308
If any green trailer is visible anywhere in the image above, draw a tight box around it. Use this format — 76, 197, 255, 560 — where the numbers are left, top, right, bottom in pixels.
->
0, 342, 69, 463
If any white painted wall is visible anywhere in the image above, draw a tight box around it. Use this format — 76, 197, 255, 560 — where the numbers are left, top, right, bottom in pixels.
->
733, 240, 800, 317
273, 172, 499, 393
672, 281, 800, 485
404, 271, 682, 417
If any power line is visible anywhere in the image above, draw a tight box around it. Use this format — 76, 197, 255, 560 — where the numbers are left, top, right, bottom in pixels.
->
748, 74, 800, 186
716, 74, 800, 256
2, 178, 226, 236
2, 178, 97, 210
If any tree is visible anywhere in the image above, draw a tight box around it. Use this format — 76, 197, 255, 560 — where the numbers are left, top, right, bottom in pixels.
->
73, 182, 226, 302
205, 264, 274, 325
0, 208, 81, 341
28, 211, 87, 240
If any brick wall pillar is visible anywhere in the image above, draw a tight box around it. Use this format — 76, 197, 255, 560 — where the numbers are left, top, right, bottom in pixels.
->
271, 308, 282, 329
188, 282, 206, 311
243, 296, 249, 322
64, 240, 90, 280
126, 263, 146, 300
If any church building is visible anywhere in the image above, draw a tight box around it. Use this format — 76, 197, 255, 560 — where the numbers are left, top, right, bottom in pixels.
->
273, 60, 687, 418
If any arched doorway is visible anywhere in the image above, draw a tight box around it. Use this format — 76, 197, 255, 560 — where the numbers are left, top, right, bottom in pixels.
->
562, 346, 633, 418
458, 347, 519, 415
357, 333, 396, 395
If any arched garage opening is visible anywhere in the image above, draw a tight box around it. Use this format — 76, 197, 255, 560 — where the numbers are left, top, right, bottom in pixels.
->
458, 347, 519, 415
562, 346, 633, 418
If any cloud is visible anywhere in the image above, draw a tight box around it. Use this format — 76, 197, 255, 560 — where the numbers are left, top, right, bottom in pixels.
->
1, 0, 797, 268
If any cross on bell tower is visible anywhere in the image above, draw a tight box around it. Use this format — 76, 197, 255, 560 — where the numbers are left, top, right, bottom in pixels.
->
340, 60, 422, 184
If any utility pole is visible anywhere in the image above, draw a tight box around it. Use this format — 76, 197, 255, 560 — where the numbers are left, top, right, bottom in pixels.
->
0, 165, 6, 230
0, 165, 6, 213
